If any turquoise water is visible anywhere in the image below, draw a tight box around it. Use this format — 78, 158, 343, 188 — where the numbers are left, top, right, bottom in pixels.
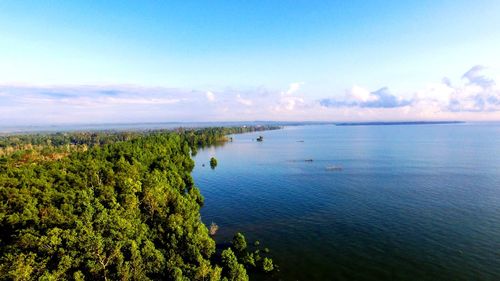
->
192, 124, 500, 280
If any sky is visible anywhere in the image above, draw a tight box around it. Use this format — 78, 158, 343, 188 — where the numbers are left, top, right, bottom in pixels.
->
1, 0, 500, 124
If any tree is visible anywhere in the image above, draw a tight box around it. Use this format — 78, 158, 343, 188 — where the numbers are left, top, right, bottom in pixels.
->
210, 157, 218, 169
0, 126, 279, 280
0, 132, 217, 280
262, 257, 274, 272
221, 248, 248, 281
232, 232, 247, 252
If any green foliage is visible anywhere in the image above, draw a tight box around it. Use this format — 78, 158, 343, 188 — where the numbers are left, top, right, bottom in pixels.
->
229, 236, 276, 274
262, 258, 274, 272
177, 126, 280, 149
0, 126, 281, 162
0, 126, 280, 280
232, 233, 247, 252
0, 132, 215, 280
221, 249, 248, 281
241, 253, 256, 267
210, 157, 218, 169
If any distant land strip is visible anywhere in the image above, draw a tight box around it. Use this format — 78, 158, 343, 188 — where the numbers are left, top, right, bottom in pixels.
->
335, 121, 465, 126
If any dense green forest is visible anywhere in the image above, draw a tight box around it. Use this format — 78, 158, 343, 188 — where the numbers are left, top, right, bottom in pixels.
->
0, 126, 280, 280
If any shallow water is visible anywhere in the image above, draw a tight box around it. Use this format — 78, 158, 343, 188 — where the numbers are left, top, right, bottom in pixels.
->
192, 123, 500, 280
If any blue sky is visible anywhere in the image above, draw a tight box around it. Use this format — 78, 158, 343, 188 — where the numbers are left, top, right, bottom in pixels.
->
1, 1, 500, 124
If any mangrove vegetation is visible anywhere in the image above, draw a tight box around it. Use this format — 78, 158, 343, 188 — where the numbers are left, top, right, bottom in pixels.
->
0, 126, 279, 280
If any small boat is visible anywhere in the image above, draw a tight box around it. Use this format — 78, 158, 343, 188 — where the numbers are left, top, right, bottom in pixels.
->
325, 165, 342, 171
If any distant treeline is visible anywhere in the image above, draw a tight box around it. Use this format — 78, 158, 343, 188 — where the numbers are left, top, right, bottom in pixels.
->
335, 121, 464, 126
0, 125, 281, 163
0, 126, 280, 280
177, 126, 280, 155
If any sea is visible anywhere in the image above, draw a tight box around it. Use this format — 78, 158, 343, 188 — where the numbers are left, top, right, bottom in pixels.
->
192, 123, 500, 281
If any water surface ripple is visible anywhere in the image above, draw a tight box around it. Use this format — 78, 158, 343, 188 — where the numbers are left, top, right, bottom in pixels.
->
192, 124, 500, 281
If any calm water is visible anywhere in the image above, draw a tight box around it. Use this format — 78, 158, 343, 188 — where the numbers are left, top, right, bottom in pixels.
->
192, 124, 500, 281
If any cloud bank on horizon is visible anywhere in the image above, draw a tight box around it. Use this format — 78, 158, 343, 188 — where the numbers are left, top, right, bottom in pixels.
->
1, 66, 500, 125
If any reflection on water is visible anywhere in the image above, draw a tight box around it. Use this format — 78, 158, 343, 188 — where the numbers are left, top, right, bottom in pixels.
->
192, 124, 500, 281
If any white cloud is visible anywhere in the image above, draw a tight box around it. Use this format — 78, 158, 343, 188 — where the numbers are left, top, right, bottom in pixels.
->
414, 82, 454, 104
448, 65, 500, 112
318, 66, 500, 115
105, 97, 181, 105
0, 86, 202, 124
274, 82, 307, 111
346, 85, 375, 103
236, 94, 253, 106
320, 87, 411, 108
206, 91, 215, 102
274, 96, 305, 111
462, 65, 495, 88
1, 66, 500, 125
282, 82, 304, 96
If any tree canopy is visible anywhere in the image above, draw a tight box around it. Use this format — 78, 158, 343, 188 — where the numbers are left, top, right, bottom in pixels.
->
0, 126, 279, 280
210, 158, 218, 169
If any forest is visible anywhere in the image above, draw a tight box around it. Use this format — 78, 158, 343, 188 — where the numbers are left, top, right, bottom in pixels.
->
0, 126, 280, 280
